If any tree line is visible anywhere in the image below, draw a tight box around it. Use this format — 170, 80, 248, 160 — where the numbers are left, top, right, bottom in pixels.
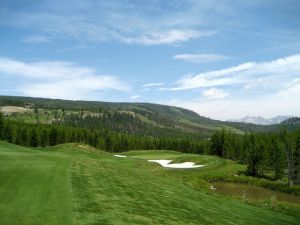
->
0, 113, 207, 154
210, 129, 300, 185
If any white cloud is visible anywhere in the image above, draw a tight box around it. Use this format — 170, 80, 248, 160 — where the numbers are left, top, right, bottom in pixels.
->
123, 30, 214, 45
280, 78, 300, 95
3, 1, 216, 46
173, 53, 228, 63
159, 54, 300, 119
21, 35, 51, 44
0, 58, 93, 79
0, 58, 130, 100
142, 82, 164, 87
202, 88, 229, 99
166, 90, 300, 120
130, 95, 140, 99
168, 55, 300, 90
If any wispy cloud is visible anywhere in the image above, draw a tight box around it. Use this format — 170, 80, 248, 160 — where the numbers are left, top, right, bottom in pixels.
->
2, 0, 299, 49
130, 95, 140, 99
123, 30, 214, 45
142, 82, 164, 88
2, 1, 216, 46
202, 88, 229, 99
21, 35, 51, 44
0, 58, 130, 100
168, 54, 300, 91
173, 53, 228, 63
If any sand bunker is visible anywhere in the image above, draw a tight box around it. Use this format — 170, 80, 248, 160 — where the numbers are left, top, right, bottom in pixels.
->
148, 159, 205, 169
210, 185, 216, 190
114, 154, 127, 158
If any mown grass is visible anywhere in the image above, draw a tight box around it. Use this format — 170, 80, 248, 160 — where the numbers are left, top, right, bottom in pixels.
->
0, 142, 74, 225
0, 142, 299, 225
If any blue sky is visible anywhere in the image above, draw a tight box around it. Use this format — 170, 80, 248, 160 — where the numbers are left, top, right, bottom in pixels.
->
1, 0, 300, 120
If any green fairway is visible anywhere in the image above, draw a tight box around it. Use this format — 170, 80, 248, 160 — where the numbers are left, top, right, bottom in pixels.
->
0, 142, 299, 225
0, 142, 74, 225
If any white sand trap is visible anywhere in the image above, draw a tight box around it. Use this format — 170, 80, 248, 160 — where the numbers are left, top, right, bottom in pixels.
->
148, 159, 205, 169
114, 154, 127, 158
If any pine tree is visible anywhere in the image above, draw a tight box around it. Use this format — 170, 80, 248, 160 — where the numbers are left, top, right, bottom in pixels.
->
210, 130, 224, 157
104, 135, 112, 152
280, 128, 295, 186
39, 129, 49, 147
0, 113, 4, 140
29, 128, 38, 147
270, 137, 285, 180
245, 134, 262, 176
49, 127, 58, 146
5, 125, 13, 143
20, 128, 29, 146
294, 134, 300, 184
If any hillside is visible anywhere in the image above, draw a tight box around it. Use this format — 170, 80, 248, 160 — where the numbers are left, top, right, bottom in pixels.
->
2, 95, 288, 138
0, 141, 299, 225
0, 95, 245, 139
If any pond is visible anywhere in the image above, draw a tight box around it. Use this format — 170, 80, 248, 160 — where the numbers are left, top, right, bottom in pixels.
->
211, 182, 300, 205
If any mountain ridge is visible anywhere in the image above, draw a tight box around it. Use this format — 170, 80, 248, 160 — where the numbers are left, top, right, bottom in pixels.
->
0, 95, 297, 138
228, 115, 293, 125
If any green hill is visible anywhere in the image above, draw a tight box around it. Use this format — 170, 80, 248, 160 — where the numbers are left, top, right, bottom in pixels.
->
0, 95, 276, 140
0, 141, 299, 225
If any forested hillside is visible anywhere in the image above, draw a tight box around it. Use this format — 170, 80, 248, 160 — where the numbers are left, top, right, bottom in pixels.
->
1, 95, 293, 140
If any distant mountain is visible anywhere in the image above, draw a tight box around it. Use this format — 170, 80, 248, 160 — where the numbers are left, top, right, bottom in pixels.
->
228, 115, 292, 125
280, 117, 300, 131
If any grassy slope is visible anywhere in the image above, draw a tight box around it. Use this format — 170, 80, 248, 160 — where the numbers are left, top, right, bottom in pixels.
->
0, 142, 299, 225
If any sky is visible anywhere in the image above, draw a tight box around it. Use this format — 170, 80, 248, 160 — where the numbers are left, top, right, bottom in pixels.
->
0, 0, 300, 120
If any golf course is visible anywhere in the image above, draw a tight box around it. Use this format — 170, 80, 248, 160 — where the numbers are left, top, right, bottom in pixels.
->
2, 0, 300, 224
1, 141, 299, 225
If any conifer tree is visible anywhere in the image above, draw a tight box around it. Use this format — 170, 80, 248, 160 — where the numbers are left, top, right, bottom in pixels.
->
29, 128, 38, 147
49, 127, 58, 146
280, 128, 295, 186
0, 113, 4, 140
271, 138, 285, 180
294, 134, 300, 184
39, 129, 49, 147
